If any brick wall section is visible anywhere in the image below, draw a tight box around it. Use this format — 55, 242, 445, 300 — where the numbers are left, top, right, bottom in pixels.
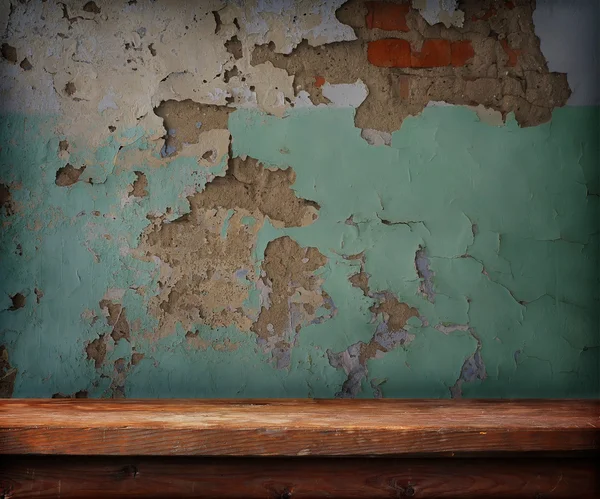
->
365, 1, 410, 31
253, 0, 571, 130
451, 40, 475, 67
368, 38, 475, 68
365, 1, 475, 68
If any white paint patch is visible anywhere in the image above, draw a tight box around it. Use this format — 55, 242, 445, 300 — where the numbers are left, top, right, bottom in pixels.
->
98, 92, 119, 113
533, 0, 599, 106
469, 105, 504, 127
426, 100, 454, 107
3, 0, 351, 174
321, 79, 368, 108
412, 0, 464, 28
360, 129, 392, 146
220, 0, 356, 54
427, 101, 505, 126
435, 324, 470, 335
293, 90, 316, 108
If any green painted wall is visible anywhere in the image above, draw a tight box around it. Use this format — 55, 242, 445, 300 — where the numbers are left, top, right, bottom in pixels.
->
1, 105, 597, 398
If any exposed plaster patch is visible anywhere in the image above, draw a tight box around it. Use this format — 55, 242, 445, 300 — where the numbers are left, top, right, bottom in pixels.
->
99, 300, 131, 343
435, 323, 469, 335
137, 156, 319, 338
85, 334, 107, 369
415, 248, 435, 303
370, 291, 419, 332
185, 330, 211, 351
327, 316, 417, 398
253, 236, 330, 368
328, 278, 420, 398
154, 100, 233, 154
55, 164, 86, 187
450, 334, 486, 398
131, 352, 145, 366
327, 342, 365, 398
349, 271, 370, 295
192, 156, 319, 228
130, 171, 148, 198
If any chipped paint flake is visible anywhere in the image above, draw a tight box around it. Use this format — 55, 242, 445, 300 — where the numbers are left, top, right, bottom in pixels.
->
321, 79, 368, 108
412, 0, 465, 28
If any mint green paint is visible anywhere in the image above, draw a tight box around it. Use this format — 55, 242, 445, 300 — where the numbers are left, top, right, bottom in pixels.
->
0, 105, 597, 398
241, 215, 257, 227
221, 209, 235, 239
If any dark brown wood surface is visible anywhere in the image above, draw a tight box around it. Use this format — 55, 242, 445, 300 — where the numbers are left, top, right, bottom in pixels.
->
1, 399, 598, 456
1, 456, 597, 498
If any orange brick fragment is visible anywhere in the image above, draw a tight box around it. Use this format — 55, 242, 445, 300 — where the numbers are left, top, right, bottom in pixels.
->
365, 1, 410, 32
500, 39, 521, 67
314, 76, 326, 88
451, 40, 475, 66
367, 39, 411, 67
410, 39, 451, 68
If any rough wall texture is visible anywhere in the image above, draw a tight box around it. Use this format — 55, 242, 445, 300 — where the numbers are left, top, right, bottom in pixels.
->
0, 0, 597, 398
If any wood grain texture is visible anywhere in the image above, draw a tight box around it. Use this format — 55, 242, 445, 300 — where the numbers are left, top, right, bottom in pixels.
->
0, 399, 598, 456
1, 456, 597, 498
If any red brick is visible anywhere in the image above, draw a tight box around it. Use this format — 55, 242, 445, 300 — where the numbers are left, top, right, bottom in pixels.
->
367, 38, 411, 67
505, 1, 516, 9
410, 39, 451, 68
314, 76, 326, 88
368, 38, 473, 68
500, 39, 521, 67
451, 40, 475, 66
365, 1, 410, 32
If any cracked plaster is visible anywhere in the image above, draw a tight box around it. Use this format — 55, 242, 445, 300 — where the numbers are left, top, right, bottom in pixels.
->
0, 0, 597, 399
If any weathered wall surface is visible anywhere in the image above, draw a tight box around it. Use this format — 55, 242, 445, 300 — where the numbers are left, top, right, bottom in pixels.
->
0, 0, 597, 398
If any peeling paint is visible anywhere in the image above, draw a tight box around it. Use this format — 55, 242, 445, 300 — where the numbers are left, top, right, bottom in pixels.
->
0, 0, 597, 399
412, 0, 465, 28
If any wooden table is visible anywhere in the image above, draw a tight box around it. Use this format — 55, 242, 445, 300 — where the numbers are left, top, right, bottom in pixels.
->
1, 399, 598, 498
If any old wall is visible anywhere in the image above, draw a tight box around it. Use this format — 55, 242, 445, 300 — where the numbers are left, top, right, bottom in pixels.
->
0, 0, 597, 398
